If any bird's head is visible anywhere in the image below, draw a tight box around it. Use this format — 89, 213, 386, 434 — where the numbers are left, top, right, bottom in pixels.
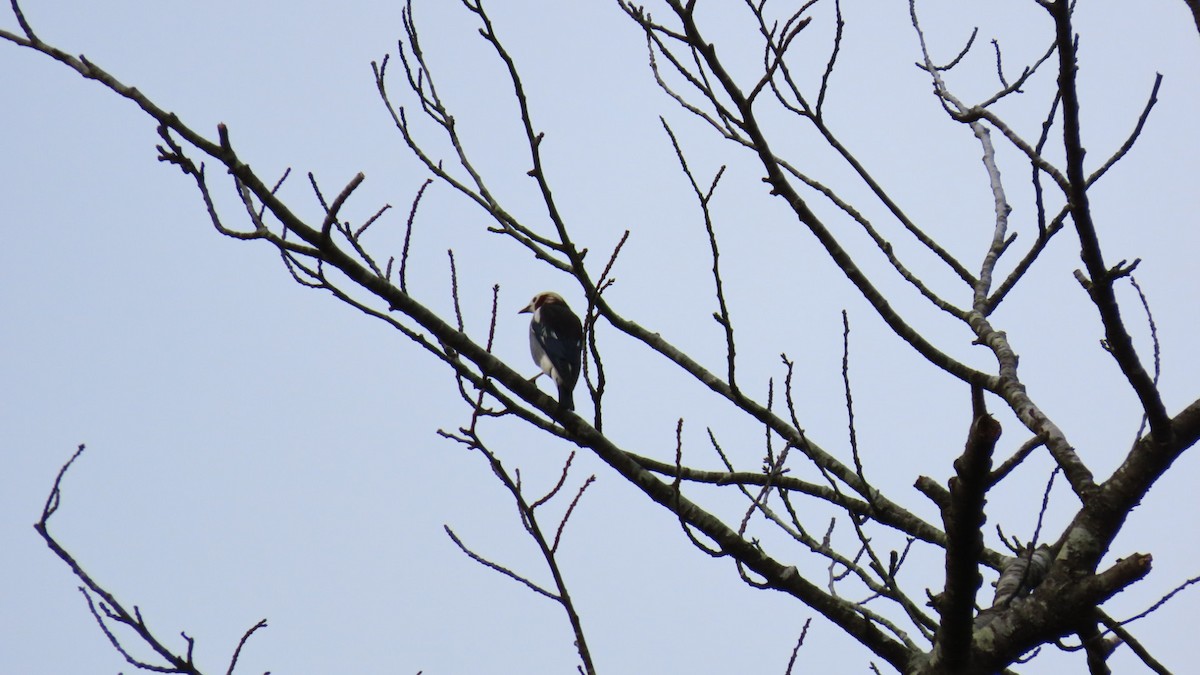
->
519, 291, 567, 314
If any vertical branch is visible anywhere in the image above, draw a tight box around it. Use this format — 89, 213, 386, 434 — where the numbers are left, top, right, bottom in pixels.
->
970, 123, 1012, 309
815, 0, 843, 119
660, 118, 738, 394
934, 387, 1000, 670
399, 178, 433, 292
584, 230, 630, 431
1127, 276, 1161, 447
1047, 0, 1169, 440
841, 310, 867, 485
1034, 93, 1062, 236
983, 93, 1064, 313
674, 419, 726, 557
447, 249, 464, 331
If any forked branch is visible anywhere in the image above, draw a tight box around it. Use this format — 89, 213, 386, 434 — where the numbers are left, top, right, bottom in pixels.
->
35, 446, 268, 675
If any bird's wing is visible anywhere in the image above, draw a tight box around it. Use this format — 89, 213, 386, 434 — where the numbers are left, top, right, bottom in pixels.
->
532, 304, 583, 378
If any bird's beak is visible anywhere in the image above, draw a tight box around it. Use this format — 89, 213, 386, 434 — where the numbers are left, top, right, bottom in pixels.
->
519, 303, 533, 314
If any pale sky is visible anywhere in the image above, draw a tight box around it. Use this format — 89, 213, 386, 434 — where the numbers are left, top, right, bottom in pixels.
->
3, 2, 1198, 673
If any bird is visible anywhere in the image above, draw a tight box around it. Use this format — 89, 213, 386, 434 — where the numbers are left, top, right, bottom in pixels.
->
520, 291, 583, 412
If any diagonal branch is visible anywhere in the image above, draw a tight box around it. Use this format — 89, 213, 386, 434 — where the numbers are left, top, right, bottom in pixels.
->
439, 425, 596, 674
1183, 0, 1200, 36
744, 0, 978, 286
655, 1, 993, 394
35, 446, 267, 675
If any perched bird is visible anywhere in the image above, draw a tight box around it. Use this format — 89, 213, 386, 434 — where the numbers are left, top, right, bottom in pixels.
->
520, 292, 583, 412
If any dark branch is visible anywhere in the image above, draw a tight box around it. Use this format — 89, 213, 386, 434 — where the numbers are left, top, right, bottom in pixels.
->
932, 390, 1000, 670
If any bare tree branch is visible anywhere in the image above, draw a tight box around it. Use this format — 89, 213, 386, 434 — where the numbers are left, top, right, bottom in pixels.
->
930, 389, 1000, 671
5, 1, 1197, 672
1183, 0, 1200, 36
35, 446, 267, 675
1045, 0, 1170, 441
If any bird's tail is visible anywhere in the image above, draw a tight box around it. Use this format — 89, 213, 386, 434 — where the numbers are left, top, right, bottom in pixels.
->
557, 385, 575, 412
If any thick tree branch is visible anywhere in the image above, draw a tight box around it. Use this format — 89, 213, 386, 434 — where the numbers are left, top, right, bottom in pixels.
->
930, 392, 1000, 671
8, 2, 1199, 672
1056, 397, 1200, 571
1183, 0, 1200, 36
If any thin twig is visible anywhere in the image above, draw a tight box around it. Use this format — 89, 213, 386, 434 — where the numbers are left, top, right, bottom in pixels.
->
841, 310, 868, 489
444, 524, 559, 600
399, 179, 433, 291
661, 117, 738, 393
225, 619, 268, 675
1117, 574, 1200, 627
989, 435, 1046, 486
783, 618, 812, 675
1128, 275, 1161, 448
553, 475, 596, 553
